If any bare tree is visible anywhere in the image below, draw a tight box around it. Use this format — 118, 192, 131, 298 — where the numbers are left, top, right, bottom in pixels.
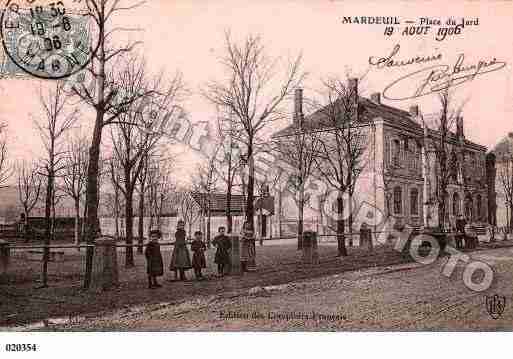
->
193, 146, 220, 247
0, 123, 12, 188
422, 90, 464, 230
215, 110, 245, 233
144, 154, 174, 237
74, 0, 154, 288
17, 160, 43, 235
109, 56, 184, 267
273, 119, 320, 248
178, 190, 200, 238
135, 151, 150, 253
314, 77, 367, 257
35, 81, 78, 288
107, 157, 124, 239
204, 31, 305, 232
150, 159, 175, 231
60, 132, 88, 246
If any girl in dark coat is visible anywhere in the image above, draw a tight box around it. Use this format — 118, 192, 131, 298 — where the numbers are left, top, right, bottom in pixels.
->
145, 229, 164, 289
191, 230, 207, 280
212, 226, 231, 276
169, 220, 192, 281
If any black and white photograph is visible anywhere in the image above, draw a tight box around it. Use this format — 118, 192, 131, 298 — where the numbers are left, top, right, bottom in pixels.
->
0, 0, 512, 356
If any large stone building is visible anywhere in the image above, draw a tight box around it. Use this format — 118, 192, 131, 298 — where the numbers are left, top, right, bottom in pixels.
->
272, 79, 492, 233
488, 133, 513, 229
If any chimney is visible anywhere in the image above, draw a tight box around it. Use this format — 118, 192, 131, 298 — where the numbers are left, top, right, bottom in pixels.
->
348, 78, 358, 118
370, 92, 381, 104
456, 116, 464, 138
293, 88, 304, 127
409, 105, 419, 117
508, 132, 513, 139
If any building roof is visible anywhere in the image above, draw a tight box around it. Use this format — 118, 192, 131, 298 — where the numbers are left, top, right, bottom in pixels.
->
272, 95, 486, 152
191, 192, 275, 216
191, 192, 246, 215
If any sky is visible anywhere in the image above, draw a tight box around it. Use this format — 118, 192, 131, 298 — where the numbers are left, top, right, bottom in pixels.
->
1, 0, 513, 185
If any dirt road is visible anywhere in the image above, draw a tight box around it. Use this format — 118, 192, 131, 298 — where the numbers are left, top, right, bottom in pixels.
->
46, 245, 513, 331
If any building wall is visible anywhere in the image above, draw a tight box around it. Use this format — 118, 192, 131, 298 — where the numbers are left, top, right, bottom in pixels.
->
276, 117, 490, 232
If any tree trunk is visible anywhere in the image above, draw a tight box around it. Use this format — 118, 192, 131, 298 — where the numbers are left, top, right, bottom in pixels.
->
245, 145, 255, 230
74, 200, 80, 247
207, 202, 211, 248
83, 117, 103, 289
226, 180, 232, 233
137, 189, 144, 254
337, 191, 347, 257
23, 208, 30, 242
125, 187, 135, 267
42, 170, 53, 288
114, 191, 120, 239
278, 189, 283, 238
259, 206, 264, 246
83, 27, 107, 288
269, 215, 273, 239
81, 204, 87, 241
348, 192, 354, 246
509, 202, 513, 233
318, 197, 324, 236
148, 199, 154, 231
297, 193, 304, 250
51, 195, 56, 237
157, 194, 164, 230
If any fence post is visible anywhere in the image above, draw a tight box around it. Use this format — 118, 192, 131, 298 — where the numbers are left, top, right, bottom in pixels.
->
230, 234, 241, 275
91, 237, 119, 291
0, 239, 10, 279
301, 231, 319, 264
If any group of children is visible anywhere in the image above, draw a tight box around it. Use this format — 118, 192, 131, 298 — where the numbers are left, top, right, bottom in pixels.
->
144, 219, 241, 289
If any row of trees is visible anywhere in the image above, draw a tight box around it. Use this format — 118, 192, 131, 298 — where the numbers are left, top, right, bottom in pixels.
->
0, 1, 494, 288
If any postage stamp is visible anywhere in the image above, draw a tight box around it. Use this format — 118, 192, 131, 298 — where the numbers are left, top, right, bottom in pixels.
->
0, 0, 98, 79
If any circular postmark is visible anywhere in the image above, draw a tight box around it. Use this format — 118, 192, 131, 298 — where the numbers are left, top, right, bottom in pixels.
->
0, 0, 100, 79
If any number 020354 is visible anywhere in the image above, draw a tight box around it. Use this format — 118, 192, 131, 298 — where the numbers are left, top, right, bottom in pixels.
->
5, 344, 38, 352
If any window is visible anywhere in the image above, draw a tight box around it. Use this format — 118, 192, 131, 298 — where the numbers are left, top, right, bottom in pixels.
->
476, 194, 482, 220
465, 195, 474, 220
392, 139, 401, 167
449, 151, 458, 182
452, 192, 460, 216
393, 186, 402, 215
416, 142, 422, 171
410, 142, 415, 170
410, 188, 419, 216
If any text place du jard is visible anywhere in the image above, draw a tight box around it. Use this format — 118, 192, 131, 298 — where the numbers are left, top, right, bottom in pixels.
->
341, 16, 480, 41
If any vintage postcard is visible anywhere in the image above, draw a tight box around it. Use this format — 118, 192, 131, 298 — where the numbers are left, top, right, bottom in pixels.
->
1, 0, 513, 346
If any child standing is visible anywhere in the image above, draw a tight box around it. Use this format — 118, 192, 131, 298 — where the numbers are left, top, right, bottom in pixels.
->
144, 229, 164, 289
169, 219, 192, 281
191, 230, 207, 280
212, 226, 231, 276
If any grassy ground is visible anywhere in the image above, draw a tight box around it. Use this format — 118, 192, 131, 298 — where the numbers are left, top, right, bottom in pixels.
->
1, 237, 511, 328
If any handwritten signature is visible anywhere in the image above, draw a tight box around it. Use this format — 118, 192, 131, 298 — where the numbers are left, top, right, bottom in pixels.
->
381, 54, 506, 100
